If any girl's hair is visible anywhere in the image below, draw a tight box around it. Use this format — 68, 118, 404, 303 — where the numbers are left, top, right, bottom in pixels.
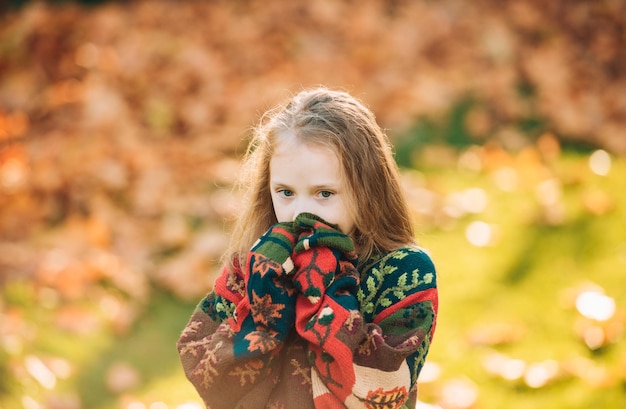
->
226, 87, 415, 267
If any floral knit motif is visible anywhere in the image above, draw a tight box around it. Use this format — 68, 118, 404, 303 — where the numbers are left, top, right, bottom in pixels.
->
177, 216, 438, 409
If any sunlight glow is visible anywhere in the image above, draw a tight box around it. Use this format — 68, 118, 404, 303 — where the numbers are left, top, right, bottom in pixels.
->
439, 378, 478, 409
582, 325, 606, 350
21, 396, 41, 409
466, 221, 493, 247
418, 361, 441, 383
589, 149, 611, 176
47, 357, 72, 379
457, 149, 482, 172
482, 353, 525, 381
25, 355, 56, 390
524, 360, 559, 388
535, 178, 562, 206
492, 167, 518, 192
576, 291, 616, 321
462, 188, 488, 213
445, 188, 488, 218
501, 359, 527, 381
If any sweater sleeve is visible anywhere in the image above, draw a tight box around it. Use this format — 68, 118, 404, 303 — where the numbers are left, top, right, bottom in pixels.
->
177, 255, 296, 409
296, 247, 438, 409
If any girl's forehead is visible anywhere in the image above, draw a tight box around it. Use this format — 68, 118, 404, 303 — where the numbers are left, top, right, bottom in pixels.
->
273, 130, 335, 155
270, 135, 345, 179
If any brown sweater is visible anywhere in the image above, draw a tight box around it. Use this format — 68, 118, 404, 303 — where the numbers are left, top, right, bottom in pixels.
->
178, 217, 437, 409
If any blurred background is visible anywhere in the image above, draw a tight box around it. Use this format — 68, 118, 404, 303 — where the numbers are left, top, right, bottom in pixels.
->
1, 0, 625, 408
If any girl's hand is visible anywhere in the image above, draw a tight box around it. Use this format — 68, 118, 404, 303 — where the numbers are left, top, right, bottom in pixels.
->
249, 222, 297, 276
291, 213, 358, 304
233, 222, 299, 356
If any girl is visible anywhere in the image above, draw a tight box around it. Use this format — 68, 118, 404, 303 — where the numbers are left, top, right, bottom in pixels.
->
177, 87, 438, 409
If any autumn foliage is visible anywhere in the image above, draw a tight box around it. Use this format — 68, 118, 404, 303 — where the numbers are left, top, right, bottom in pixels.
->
0, 0, 623, 315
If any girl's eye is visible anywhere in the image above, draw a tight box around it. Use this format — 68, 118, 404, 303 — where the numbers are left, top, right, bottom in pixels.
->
318, 190, 333, 199
278, 189, 293, 198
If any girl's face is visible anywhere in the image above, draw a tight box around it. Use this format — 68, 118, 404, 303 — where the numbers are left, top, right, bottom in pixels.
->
269, 134, 355, 236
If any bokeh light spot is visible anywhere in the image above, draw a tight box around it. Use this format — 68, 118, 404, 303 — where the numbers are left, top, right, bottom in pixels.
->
589, 149, 611, 176
466, 221, 493, 247
576, 291, 616, 321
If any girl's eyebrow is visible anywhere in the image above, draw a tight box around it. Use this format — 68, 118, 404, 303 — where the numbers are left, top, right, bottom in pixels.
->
269, 181, 339, 190
311, 184, 338, 190
269, 181, 290, 187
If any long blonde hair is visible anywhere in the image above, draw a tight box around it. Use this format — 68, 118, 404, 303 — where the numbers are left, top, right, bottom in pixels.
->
226, 87, 414, 267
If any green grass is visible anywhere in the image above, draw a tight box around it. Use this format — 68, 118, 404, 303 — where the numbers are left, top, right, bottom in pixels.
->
73, 289, 198, 409
418, 150, 626, 408
0, 285, 201, 409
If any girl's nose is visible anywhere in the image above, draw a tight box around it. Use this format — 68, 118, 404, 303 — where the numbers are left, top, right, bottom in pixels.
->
293, 199, 313, 220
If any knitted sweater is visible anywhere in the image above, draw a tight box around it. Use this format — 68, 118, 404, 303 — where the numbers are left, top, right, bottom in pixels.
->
177, 215, 438, 409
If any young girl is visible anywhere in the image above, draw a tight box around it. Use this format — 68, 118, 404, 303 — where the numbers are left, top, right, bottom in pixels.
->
177, 87, 438, 409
